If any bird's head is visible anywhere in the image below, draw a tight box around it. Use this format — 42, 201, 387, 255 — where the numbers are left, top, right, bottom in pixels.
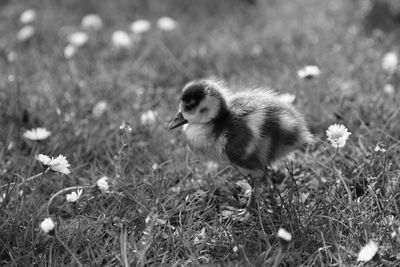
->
169, 80, 228, 129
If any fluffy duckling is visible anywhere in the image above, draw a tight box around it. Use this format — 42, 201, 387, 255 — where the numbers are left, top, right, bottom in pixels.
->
169, 80, 313, 182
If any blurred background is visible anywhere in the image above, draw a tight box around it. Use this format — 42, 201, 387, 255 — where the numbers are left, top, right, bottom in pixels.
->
1, 0, 400, 189
1, 0, 400, 188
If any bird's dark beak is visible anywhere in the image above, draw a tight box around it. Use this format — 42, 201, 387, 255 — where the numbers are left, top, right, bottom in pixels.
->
169, 112, 188, 129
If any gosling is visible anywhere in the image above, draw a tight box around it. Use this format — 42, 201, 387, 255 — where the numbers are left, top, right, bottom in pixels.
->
169, 80, 313, 183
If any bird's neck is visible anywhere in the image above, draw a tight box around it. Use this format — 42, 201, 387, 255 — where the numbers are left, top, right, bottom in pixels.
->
210, 103, 231, 138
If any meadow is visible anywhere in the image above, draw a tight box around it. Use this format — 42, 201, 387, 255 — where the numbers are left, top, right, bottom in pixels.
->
1, 0, 400, 266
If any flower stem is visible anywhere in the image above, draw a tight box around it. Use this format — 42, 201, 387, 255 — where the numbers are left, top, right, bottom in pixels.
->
0, 169, 49, 190
48, 242, 53, 266
37, 168, 47, 187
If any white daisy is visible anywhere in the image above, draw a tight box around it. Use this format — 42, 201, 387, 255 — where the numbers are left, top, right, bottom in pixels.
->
96, 176, 109, 193
67, 31, 89, 47
64, 44, 77, 59
48, 155, 71, 174
23, 128, 51, 141
66, 189, 83, 203
7, 51, 17, 63
36, 154, 51, 165
81, 14, 103, 31
17, 25, 35, 42
382, 52, 398, 73
92, 101, 108, 117
277, 228, 292, 242
19, 9, 37, 24
36, 154, 70, 174
374, 143, 386, 153
157, 17, 177, 31
152, 163, 159, 170
40, 217, 55, 235
7, 141, 15, 151
384, 84, 395, 95
278, 93, 296, 104
111, 31, 132, 49
130, 19, 151, 34
357, 240, 378, 262
119, 122, 133, 134
297, 65, 321, 79
326, 124, 351, 148
140, 110, 157, 125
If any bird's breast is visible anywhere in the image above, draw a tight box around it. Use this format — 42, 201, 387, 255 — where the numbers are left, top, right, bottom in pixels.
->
183, 124, 226, 155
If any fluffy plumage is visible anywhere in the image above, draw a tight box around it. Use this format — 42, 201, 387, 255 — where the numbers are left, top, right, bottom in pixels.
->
169, 80, 313, 181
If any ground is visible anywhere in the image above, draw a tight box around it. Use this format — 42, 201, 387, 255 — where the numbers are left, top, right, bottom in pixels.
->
1, 0, 400, 266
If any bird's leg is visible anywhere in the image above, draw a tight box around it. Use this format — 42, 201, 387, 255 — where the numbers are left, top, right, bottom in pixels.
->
265, 165, 296, 223
232, 167, 263, 211
245, 175, 263, 213
245, 176, 254, 207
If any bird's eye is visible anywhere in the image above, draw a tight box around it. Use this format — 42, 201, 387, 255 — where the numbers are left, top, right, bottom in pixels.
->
184, 104, 193, 110
199, 107, 208, 113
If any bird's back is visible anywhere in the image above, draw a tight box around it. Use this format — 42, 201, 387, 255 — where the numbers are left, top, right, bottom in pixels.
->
224, 90, 312, 178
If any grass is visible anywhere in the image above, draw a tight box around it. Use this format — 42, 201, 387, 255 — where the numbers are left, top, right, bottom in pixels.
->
1, 0, 400, 265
